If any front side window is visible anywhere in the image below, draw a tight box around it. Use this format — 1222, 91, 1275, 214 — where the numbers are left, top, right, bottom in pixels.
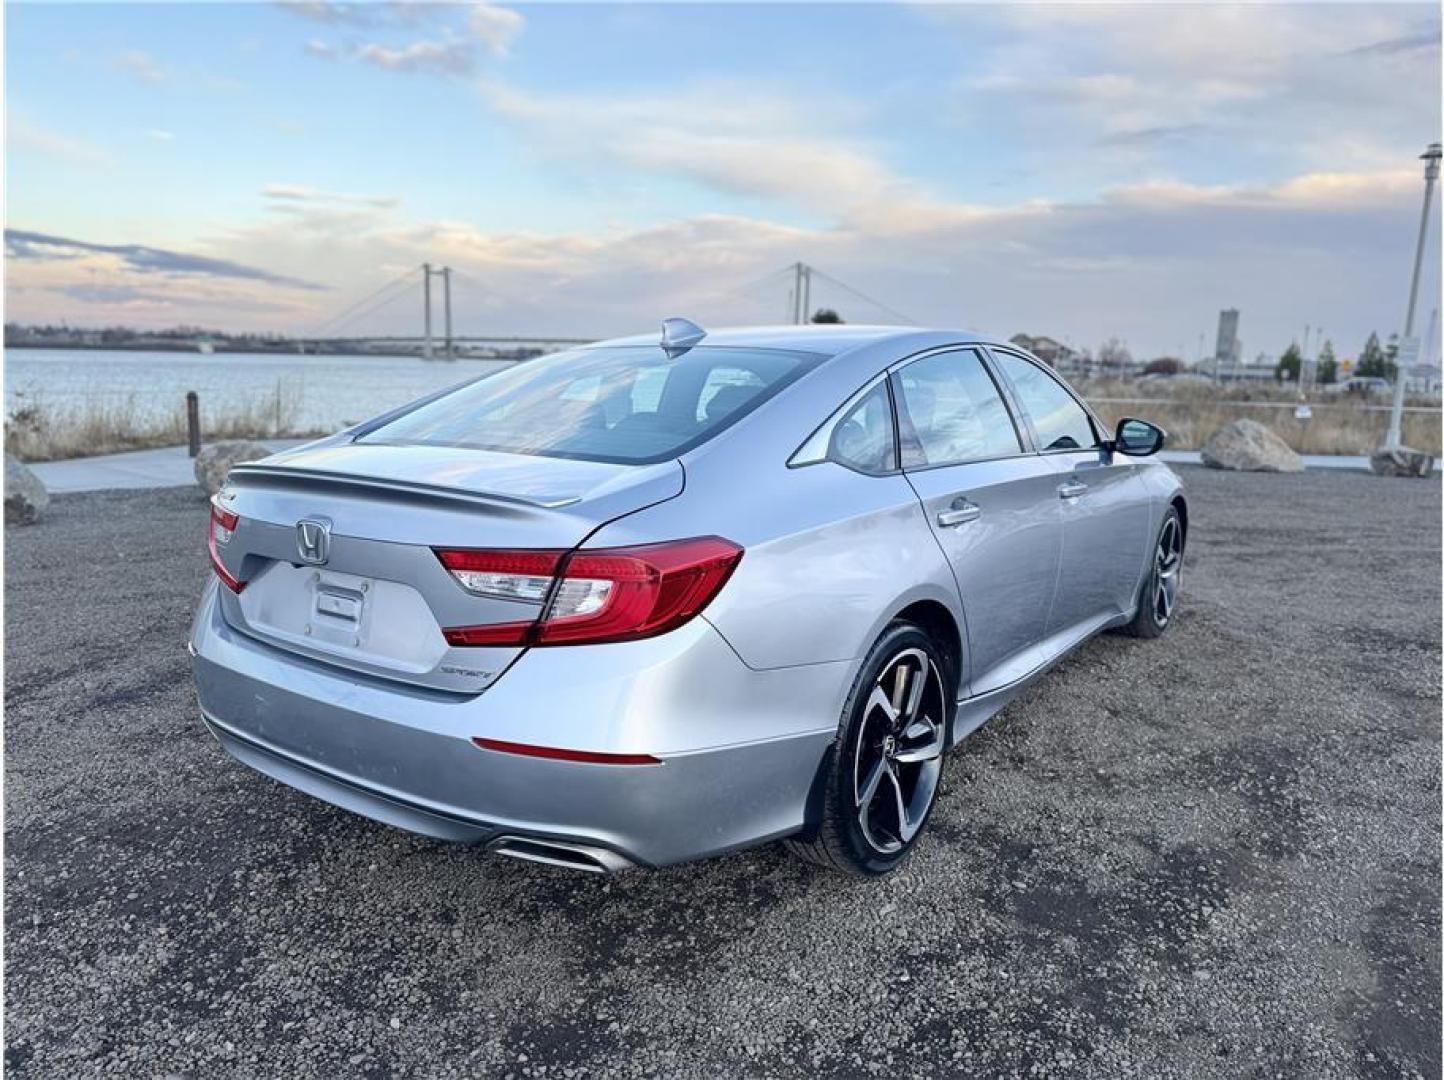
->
361, 345, 824, 465
993, 352, 1098, 452
892, 350, 1022, 468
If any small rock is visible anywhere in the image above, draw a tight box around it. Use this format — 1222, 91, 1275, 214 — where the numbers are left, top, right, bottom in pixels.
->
1368, 446, 1435, 478
1200, 419, 1303, 473
194, 439, 274, 496
5, 454, 49, 525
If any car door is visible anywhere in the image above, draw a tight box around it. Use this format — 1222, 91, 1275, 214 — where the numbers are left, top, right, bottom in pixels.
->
987, 348, 1152, 636
891, 347, 1063, 696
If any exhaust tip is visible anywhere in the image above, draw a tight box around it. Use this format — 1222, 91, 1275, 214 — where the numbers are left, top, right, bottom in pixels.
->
486, 835, 634, 875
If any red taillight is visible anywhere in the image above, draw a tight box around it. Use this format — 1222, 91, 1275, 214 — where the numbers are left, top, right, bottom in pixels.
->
436, 536, 742, 648
471, 737, 661, 765
208, 501, 245, 594
538, 538, 742, 645
435, 548, 563, 601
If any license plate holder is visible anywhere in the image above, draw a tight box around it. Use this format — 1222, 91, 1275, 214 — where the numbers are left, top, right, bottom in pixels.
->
315, 584, 364, 623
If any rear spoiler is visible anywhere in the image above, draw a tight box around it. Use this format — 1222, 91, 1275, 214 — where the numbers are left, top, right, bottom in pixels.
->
226, 464, 581, 511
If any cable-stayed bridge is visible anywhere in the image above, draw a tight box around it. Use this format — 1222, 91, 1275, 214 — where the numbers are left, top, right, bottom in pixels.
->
296, 261, 916, 358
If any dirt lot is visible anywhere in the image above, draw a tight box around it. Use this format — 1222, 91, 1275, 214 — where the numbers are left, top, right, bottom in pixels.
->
4, 466, 1440, 1078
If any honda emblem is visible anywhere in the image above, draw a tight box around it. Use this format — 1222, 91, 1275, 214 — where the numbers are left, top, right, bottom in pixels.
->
296, 517, 331, 565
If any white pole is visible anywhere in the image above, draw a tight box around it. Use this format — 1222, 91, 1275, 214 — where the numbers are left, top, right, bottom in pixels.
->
422, 262, 434, 360
442, 267, 453, 359
1384, 143, 1441, 448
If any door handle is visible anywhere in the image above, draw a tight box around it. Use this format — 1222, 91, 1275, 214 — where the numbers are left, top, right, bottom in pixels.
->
937, 498, 981, 527
1058, 479, 1088, 499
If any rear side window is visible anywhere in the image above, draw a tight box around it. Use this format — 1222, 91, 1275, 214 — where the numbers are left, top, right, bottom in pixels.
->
828, 382, 896, 474
361, 345, 825, 465
992, 352, 1099, 451
892, 349, 1021, 468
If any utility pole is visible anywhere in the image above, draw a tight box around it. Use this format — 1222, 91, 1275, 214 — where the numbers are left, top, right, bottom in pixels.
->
422, 261, 434, 360
442, 266, 453, 360
1383, 142, 1441, 449
1300, 324, 1311, 394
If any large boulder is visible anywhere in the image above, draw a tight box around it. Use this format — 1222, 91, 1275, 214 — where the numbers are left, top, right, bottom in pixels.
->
1368, 446, 1436, 478
195, 440, 273, 496
5, 454, 49, 525
1200, 419, 1304, 473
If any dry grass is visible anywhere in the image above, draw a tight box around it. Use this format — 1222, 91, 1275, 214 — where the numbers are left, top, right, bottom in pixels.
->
6, 377, 1441, 462
4, 384, 329, 462
1077, 379, 1442, 456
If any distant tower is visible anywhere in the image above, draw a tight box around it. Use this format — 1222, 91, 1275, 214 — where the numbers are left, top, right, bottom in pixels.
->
1213, 308, 1240, 380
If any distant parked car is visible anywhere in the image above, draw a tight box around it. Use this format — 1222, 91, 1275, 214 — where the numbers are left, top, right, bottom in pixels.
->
1333, 376, 1393, 398
192, 321, 1186, 875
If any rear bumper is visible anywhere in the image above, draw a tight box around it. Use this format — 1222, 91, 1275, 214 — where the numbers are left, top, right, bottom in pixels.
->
190, 582, 845, 868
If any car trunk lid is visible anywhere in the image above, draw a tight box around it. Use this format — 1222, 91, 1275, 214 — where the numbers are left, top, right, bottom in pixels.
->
210, 442, 684, 693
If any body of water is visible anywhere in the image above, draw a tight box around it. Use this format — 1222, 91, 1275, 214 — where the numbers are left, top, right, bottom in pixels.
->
4, 349, 517, 432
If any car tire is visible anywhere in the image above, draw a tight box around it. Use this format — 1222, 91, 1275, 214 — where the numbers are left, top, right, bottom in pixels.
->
786, 622, 953, 876
1121, 505, 1184, 639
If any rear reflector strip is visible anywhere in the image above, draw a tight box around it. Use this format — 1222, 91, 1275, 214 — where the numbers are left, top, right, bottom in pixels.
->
443, 621, 535, 647
471, 737, 661, 766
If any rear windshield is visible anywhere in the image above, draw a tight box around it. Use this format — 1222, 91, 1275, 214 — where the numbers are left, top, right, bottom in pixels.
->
360, 344, 826, 464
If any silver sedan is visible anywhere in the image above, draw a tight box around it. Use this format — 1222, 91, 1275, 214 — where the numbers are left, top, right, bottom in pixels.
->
192, 320, 1186, 875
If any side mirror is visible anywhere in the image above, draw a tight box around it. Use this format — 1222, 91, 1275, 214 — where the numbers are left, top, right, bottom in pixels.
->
1112, 417, 1166, 456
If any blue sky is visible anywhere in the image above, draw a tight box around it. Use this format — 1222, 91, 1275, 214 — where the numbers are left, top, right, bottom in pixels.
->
5, 2, 1442, 360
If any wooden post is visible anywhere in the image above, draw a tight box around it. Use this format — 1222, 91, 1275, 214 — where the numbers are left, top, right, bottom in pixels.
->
186, 391, 201, 458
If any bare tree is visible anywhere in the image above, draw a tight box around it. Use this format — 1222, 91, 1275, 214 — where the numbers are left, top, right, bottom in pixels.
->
1097, 337, 1132, 373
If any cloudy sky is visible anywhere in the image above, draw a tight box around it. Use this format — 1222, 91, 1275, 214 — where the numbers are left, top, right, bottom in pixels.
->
5, 1, 1441, 360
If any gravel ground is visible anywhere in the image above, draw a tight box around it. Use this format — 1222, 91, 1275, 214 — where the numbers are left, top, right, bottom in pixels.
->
5, 466, 1440, 1078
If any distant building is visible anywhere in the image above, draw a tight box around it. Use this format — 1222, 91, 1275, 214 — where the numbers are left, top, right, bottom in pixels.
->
1009, 333, 1078, 369
1213, 309, 1241, 369
1407, 364, 1442, 395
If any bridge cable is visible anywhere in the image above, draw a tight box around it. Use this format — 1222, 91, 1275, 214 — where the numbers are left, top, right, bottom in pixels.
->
324, 277, 425, 337
806, 267, 918, 325
311, 266, 423, 336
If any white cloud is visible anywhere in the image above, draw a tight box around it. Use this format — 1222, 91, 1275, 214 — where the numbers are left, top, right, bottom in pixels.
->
295, 3, 523, 75
467, 3, 524, 56
116, 50, 166, 85
356, 37, 473, 75
277, 1, 372, 26
9, 115, 111, 167
144, 129, 175, 142
478, 79, 947, 225
939, 3, 1439, 175
263, 183, 401, 209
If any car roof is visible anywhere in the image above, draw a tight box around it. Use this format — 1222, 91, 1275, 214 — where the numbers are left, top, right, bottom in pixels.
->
587, 323, 1011, 358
